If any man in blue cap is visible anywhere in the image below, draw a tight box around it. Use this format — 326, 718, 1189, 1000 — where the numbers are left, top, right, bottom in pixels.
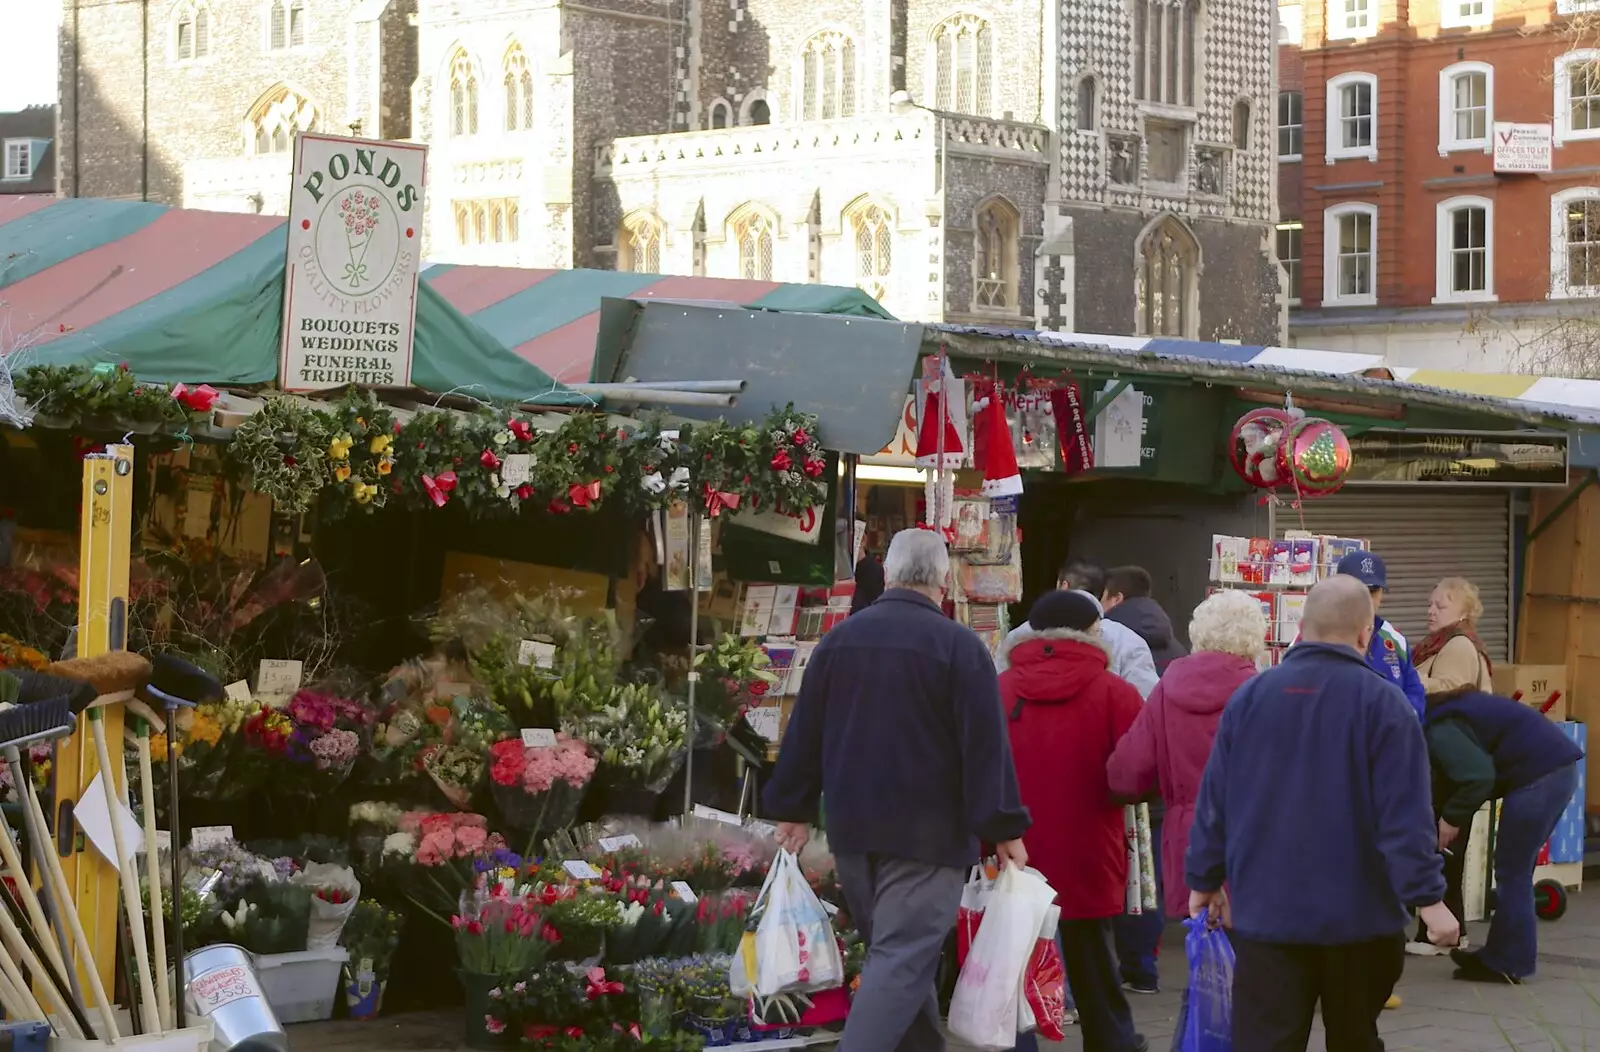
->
1336, 550, 1426, 720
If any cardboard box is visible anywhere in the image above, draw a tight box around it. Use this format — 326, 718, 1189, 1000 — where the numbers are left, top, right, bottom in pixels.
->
1491, 664, 1568, 721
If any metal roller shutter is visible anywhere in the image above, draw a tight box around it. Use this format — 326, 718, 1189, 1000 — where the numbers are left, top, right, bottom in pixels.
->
1274, 490, 1511, 661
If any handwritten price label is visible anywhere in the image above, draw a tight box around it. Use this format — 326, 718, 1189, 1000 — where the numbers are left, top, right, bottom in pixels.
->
692, 804, 742, 826
502, 454, 533, 487
597, 834, 642, 852
190, 826, 234, 849
187, 964, 262, 1016
517, 640, 556, 669
563, 860, 600, 880
520, 728, 558, 748
671, 881, 698, 904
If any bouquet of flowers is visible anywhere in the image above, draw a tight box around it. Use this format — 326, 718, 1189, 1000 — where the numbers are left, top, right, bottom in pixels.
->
690, 890, 755, 956
602, 887, 692, 967
569, 683, 687, 796
0, 741, 52, 804
290, 861, 362, 948
150, 697, 259, 801
218, 879, 314, 955
348, 801, 405, 876
488, 734, 596, 832
421, 742, 485, 810
273, 689, 370, 795
185, 840, 281, 907
340, 899, 405, 1020
395, 811, 510, 926
543, 889, 625, 962
692, 634, 782, 738
453, 896, 564, 979
674, 954, 747, 1035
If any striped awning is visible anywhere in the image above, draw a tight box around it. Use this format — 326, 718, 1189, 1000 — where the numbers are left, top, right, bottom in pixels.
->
0, 196, 888, 398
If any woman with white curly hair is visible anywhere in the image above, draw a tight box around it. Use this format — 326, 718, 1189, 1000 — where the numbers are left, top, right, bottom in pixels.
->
1108, 589, 1266, 920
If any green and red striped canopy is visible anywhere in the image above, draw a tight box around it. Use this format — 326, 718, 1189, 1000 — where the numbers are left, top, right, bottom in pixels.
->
0, 196, 889, 400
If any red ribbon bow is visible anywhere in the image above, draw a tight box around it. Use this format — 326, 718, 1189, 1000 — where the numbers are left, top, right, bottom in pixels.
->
584, 968, 624, 1000
171, 383, 219, 413
568, 481, 602, 508
703, 483, 741, 517
508, 418, 534, 443
421, 471, 458, 508
480, 449, 502, 471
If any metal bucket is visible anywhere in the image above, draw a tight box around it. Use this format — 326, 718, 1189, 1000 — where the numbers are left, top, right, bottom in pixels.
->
183, 944, 289, 1052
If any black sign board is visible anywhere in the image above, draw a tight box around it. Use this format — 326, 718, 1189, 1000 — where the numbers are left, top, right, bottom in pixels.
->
1346, 430, 1568, 487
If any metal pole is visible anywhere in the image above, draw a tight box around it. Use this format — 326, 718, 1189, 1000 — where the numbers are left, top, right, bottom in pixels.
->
683, 511, 701, 817
590, 380, 748, 394
564, 386, 739, 409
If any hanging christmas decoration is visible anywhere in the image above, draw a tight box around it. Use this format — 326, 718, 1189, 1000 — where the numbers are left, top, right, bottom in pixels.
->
1228, 406, 1303, 489
1279, 417, 1353, 496
914, 359, 969, 529
971, 380, 1023, 498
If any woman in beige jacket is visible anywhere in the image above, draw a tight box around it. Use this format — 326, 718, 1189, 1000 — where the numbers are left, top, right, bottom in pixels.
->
1413, 576, 1493, 697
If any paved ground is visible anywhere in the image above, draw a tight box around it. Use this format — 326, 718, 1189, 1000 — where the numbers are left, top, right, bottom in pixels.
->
293, 889, 1600, 1051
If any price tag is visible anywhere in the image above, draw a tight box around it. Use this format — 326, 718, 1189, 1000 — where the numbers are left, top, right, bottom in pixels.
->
154, 830, 173, 851
692, 804, 743, 826
562, 860, 600, 880
597, 834, 642, 852
671, 881, 697, 904
223, 680, 252, 703
187, 963, 263, 1016
517, 639, 556, 669
357, 958, 375, 983
256, 659, 303, 699
745, 707, 781, 742
768, 561, 782, 575
502, 454, 533, 487
746, 821, 777, 839
190, 825, 234, 849
520, 728, 558, 748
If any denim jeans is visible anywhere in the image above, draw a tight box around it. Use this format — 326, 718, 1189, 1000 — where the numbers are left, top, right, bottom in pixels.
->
1480, 762, 1580, 979
1114, 816, 1164, 988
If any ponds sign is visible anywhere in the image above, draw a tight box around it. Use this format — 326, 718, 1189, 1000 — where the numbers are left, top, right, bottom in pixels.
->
280, 133, 428, 392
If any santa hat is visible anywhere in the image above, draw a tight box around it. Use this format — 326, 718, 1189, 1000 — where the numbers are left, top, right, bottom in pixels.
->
972, 382, 1022, 498
914, 360, 968, 470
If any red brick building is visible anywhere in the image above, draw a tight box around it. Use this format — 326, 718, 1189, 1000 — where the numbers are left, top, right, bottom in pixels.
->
1277, 0, 1600, 370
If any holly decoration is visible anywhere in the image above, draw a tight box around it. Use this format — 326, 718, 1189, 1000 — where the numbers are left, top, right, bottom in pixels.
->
17, 363, 210, 431
225, 398, 332, 514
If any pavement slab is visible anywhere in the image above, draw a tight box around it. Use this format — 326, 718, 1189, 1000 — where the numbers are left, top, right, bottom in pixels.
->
288, 888, 1600, 1051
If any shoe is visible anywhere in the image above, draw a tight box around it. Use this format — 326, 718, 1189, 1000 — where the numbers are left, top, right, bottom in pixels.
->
1131, 1036, 1150, 1052
1450, 948, 1521, 985
1062, 1009, 1078, 1025
1405, 940, 1445, 957
1384, 994, 1401, 1010
1122, 980, 1159, 995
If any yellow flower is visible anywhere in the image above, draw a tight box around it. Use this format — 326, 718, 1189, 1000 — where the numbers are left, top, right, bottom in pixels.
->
377, 458, 393, 476
370, 434, 393, 456
354, 482, 377, 504
150, 734, 183, 760
189, 712, 223, 747
334, 465, 352, 483
330, 433, 354, 461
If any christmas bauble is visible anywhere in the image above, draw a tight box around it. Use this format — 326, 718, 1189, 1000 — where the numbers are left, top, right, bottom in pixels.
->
1228, 408, 1297, 489
1279, 418, 1353, 495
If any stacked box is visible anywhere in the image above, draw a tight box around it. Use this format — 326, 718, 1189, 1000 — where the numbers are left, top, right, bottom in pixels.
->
1548, 722, 1588, 865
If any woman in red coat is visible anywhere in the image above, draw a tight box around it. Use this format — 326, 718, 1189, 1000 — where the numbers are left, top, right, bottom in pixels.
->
1000, 589, 1147, 1052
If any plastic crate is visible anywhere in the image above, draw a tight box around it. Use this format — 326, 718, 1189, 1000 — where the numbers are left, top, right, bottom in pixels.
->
0, 1022, 48, 1052
255, 947, 349, 1024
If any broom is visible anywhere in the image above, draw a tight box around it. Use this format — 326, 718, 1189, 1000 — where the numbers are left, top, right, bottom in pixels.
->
48, 652, 162, 1034
0, 881, 88, 1037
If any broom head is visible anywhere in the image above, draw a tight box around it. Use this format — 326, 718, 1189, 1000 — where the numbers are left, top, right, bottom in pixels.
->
0, 696, 75, 751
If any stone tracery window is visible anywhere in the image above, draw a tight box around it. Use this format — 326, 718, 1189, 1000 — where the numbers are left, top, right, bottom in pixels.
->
176, 2, 211, 60
268, 0, 305, 50
450, 49, 480, 137
1132, 0, 1199, 108
850, 204, 892, 301
1135, 216, 1199, 337
620, 214, 663, 273
504, 45, 535, 131
931, 14, 994, 116
974, 198, 1020, 310
732, 208, 776, 280
800, 31, 856, 120
454, 199, 520, 246
247, 84, 317, 154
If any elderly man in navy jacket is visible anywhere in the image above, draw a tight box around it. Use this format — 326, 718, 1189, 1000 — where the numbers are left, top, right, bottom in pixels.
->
765, 528, 1031, 1052
1187, 575, 1457, 1052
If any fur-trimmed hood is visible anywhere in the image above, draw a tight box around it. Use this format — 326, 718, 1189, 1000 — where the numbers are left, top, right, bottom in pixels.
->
998, 626, 1116, 705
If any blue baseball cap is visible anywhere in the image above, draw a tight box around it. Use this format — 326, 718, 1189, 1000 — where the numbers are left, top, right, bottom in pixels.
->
1336, 551, 1387, 589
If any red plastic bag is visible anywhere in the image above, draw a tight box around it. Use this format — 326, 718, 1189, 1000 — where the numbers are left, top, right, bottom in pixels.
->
956, 863, 996, 968
1016, 904, 1066, 1041
1538, 840, 1552, 867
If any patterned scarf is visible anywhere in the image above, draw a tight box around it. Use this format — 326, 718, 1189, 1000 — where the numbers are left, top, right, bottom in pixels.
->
1411, 620, 1493, 676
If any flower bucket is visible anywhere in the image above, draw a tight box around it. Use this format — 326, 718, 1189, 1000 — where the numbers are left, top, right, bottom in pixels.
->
182, 943, 288, 1052
343, 967, 387, 1021
684, 1014, 738, 1047
457, 969, 515, 1050
490, 777, 587, 832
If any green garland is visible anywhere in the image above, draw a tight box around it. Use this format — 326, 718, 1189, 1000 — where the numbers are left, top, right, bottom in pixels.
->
21, 366, 832, 523
17, 363, 210, 431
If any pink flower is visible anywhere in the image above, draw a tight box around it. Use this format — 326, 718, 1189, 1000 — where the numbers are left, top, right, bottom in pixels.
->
416, 842, 444, 866
484, 1016, 506, 1035
456, 825, 488, 855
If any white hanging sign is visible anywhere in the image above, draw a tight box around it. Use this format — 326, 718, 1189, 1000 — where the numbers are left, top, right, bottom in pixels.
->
281, 132, 428, 391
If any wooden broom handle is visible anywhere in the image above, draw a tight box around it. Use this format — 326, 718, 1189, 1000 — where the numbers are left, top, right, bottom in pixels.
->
137, 731, 173, 1029
0, 895, 83, 1038
91, 716, 161, 1033
0, 805, 65, 978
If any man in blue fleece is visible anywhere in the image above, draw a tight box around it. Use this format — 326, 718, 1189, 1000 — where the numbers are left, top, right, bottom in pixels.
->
1335, 551, 1427, 719
1187, 575, 1457, 1052
764, 528, 1031, 1052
